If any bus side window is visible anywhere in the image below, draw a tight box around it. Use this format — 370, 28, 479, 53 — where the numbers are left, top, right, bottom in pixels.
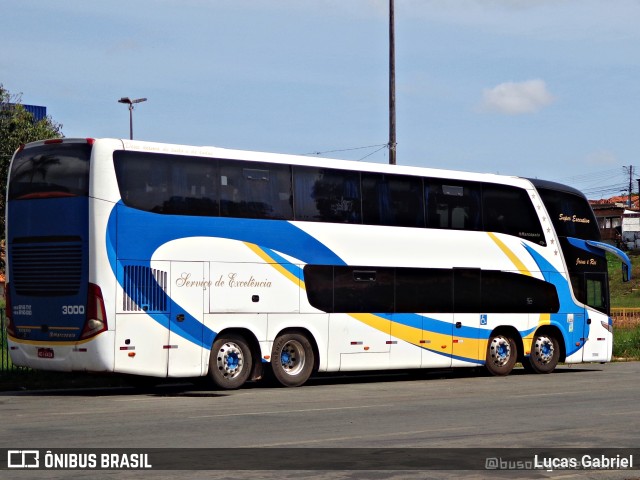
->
220, 161, 292, 220
482, 184, 546, 246
362, 173, 425, 227
425, 181, 481, 231
293, 167, 361, 224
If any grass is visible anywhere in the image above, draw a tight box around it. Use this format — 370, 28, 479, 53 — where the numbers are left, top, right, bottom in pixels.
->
608, 250, 640, 359
613, 326, 640, 360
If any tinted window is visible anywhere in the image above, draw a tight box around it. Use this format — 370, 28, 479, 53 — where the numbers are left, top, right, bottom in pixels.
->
333, 267, 394, 312
425, 181, 481, 231
220, 160, 292, 219
483, 185, 546, 246
362, 173, 425, 227
570, 272, 609, 315
303, 265, 394, 313
585, 273, 608, 314
305, 266, 558, 314
481, 271, 559, 313
395, 268, 453, 312
453, 269, 481, 313
9, 143, 91, 200
114, 151, 219, 216
537, 187, 600, 240
293, 167, 361, 223
304, 265, 334, 312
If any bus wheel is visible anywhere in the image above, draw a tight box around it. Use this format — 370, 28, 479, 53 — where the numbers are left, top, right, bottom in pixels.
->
527, 333, 559, 374
485, 334, 517, 376
271, 333, 314, 387
209, 334, 253, 390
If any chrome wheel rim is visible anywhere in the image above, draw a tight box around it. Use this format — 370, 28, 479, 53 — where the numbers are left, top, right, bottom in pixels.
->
489, 336, 512, 367
279, 340, 306, 376
533, 336, 554, 364
216, 341, 245, 380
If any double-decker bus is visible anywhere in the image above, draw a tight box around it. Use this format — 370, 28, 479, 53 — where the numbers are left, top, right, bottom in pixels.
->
5, 138, 631, 388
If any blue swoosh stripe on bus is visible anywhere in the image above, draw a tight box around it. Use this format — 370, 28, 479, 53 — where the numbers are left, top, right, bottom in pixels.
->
260, 246, 305, 281
522, 243, 586, 357
378, 312, 536, 341
106, 203, 345, 348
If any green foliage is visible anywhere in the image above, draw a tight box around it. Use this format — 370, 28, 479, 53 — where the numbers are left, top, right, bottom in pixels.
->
0, 84, 64, 244
613, 326, 640, 360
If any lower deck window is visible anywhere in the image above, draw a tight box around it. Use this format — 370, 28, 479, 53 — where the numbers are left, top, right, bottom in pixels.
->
304, 265, 560, 314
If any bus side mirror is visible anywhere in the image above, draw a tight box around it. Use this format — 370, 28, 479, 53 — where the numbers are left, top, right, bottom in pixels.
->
622, 263, 630, 283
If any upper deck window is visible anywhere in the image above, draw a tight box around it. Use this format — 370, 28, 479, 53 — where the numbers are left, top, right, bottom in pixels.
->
112, 150, 547, 245
8, 143, 91, 200
483, 185, 546, 246
293, 166, 361, 223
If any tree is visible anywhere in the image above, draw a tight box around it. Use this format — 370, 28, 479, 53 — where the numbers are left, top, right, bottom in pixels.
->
0, 84, 64, 269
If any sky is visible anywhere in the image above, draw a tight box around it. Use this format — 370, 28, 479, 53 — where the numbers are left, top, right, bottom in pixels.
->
2, 0, 639, 198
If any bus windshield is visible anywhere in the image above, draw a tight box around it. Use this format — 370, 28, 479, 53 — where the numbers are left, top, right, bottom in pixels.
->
535, 186, 601, 240
8, 143, 91, 200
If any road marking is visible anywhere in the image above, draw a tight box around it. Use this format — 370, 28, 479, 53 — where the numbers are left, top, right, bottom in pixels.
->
188, 404, 396, 419
254, 426, 476, 447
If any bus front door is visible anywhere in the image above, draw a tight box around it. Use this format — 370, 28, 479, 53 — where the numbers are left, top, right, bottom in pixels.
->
581, 272, 611, 362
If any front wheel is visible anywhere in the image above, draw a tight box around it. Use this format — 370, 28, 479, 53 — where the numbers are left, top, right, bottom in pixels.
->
271, 333, 315, 387
485, 333, 517, 376
526, 333, 559, 374
209, 334, 253, 390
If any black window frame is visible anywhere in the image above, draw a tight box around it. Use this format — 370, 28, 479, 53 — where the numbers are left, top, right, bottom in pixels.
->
112, 151, 548, 246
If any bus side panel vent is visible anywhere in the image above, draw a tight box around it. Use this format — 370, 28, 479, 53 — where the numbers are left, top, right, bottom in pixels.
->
122, 265, 168, 313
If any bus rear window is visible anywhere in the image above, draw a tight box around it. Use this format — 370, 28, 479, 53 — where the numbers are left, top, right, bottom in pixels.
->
8, 143, 91, 200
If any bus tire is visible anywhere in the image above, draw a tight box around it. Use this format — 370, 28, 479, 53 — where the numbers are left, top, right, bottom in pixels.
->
209, 334, 253, 390
271, 333, 314, 387
527, 333, 559, 374
485, 333, 517, 376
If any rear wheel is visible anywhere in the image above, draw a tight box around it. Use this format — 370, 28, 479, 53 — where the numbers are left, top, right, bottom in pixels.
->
485, 333, 517, 376
271, 333, 314, 387
209, 334, 253, 389
526, 333, 559, 374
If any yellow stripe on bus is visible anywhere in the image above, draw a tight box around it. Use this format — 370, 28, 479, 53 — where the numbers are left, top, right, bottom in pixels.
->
243, 242, 306, 290
350, 313, 487, 363
487, 232, 532, 276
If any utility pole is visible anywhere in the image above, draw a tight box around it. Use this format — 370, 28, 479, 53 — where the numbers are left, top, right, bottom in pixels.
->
388, 0, 397, 165
628, 165, 633, 208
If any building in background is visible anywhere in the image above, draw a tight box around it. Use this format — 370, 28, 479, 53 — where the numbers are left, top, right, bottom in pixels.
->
591, 194, 640, 248
22, 104, 47, 122
0, 103, 47, 123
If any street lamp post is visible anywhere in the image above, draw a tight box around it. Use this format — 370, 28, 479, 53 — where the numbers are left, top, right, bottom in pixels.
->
388, 0, 396, 165
118, 97, 147, 140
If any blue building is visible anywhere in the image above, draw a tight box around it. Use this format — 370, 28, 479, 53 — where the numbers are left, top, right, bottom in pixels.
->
22, 104, 47, 122
1, 103, 47, 122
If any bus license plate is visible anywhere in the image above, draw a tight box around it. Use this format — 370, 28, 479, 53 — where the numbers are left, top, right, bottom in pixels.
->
37, 348, 54, 359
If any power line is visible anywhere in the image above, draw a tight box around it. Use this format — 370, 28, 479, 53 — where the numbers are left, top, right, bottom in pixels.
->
559, 166, 640, 199
359, 144, 389, 161
299, 143, 389, 158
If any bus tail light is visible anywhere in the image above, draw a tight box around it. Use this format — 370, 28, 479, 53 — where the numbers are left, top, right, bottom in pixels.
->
5, 284, 15, 337
81, 283, 108, 339
602, 319, 613, 333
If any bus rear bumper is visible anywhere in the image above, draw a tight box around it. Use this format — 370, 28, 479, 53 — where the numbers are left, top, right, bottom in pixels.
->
7, 331, 115, 373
